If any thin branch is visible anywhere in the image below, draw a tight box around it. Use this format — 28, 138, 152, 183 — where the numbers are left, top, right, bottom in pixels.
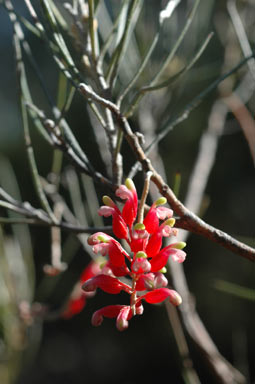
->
127, 51, 255, 179
77, 55, 255, 260
137, 171, 153, 223
227, 0, 255, 81
117, 0, 182, 107
168, 98, 245, 383
88, 0, 96, 62
0, 214, 112, 234
106, 0, 140, 88
117, 112, 255, 262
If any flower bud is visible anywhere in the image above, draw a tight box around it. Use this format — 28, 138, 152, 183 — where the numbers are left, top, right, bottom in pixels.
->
125, 178, 136, 191
168, 290, 182, 306
135, 251, 147, 259
91, 311, 103, 327
155, 197, 167, 206
116, 306, 131, 331
132, 257, 151, 274
134, 223, 145, 231
135, 303, 144, 315
102, 195, 115, 207
154, 272, 168, 288
172, 241, 186, 250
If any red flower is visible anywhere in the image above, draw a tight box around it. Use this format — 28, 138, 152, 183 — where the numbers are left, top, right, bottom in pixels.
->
82, 274, 132, 294
115, 178, 138, 228
138, 288, 182, 306
85, 178, 186, 330
62, 261, 101, 319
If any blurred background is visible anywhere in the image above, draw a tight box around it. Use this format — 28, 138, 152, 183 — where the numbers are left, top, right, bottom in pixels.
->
0, 0, 254, 383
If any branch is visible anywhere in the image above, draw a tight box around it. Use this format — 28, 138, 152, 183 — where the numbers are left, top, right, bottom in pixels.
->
76, 68, 255, 261
169, 98, 246, 383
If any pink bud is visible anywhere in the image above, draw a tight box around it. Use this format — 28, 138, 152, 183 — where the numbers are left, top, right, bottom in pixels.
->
98, 206, 115, 217
154, 272, 168, 288
87, 232, 111, 245
132, 258, 151, 274
91, 311, 103, 327
92, 242, 109, 256
116, 306, 131, 331
155, 206, 173, 220
171, 249, 186, 263
115, 185, 132, 200
135, 303, 144, 315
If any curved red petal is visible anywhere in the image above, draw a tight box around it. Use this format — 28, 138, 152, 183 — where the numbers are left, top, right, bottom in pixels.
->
91, 305, 125, 326
149, 250, 169, 272
112, 213, 128, 239
142, 288, 181, 305
82, 274, 131, 294
109, 264, 130, 277
143, 207, 159, 234
146, 232, 162, 258
122, 198, 137, 228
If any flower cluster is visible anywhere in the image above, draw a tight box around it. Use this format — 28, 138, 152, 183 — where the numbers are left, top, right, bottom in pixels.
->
84, 179, 186, 331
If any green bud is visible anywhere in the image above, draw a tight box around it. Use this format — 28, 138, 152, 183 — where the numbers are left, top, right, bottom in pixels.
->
125, 178, 135, 191
97, 235, 109, 243
155, 197, 167, 206
99, 260, 107, 269
173, 242, 186, 250
135, 251, 147, 259
102, 195, 114, 207
134, 223, 145, 230
165, 218, 175, 227
159, 267, 167, 273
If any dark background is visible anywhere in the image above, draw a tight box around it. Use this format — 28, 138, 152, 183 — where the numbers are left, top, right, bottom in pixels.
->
0, 1, 254, 383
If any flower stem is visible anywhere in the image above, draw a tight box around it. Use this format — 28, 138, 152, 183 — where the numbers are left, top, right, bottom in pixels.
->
137, 171, 153, 224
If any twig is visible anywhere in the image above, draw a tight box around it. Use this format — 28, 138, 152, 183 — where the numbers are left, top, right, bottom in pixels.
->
169, 98, 245, 383
88, 0, 96, 62
227, 0, 255, 81
137, 171, 153, 223
77, 57, 255, 260
117, 0, 181, 107
165, 302, 201, 384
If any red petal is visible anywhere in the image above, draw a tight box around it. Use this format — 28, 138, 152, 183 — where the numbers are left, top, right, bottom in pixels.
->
143, 206, 159, 234
80, 261, 101, 283
108, 242, 127, 267
91, 305, 125, 326
112, 213, 128, 239
82, 274, 131, 294
142, 288, 182, 305
149, 249, 170, 272
146, 232, 162, 258
108, 264, 130, 277
136, 273, 155, 291
62, 296, 86, 319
